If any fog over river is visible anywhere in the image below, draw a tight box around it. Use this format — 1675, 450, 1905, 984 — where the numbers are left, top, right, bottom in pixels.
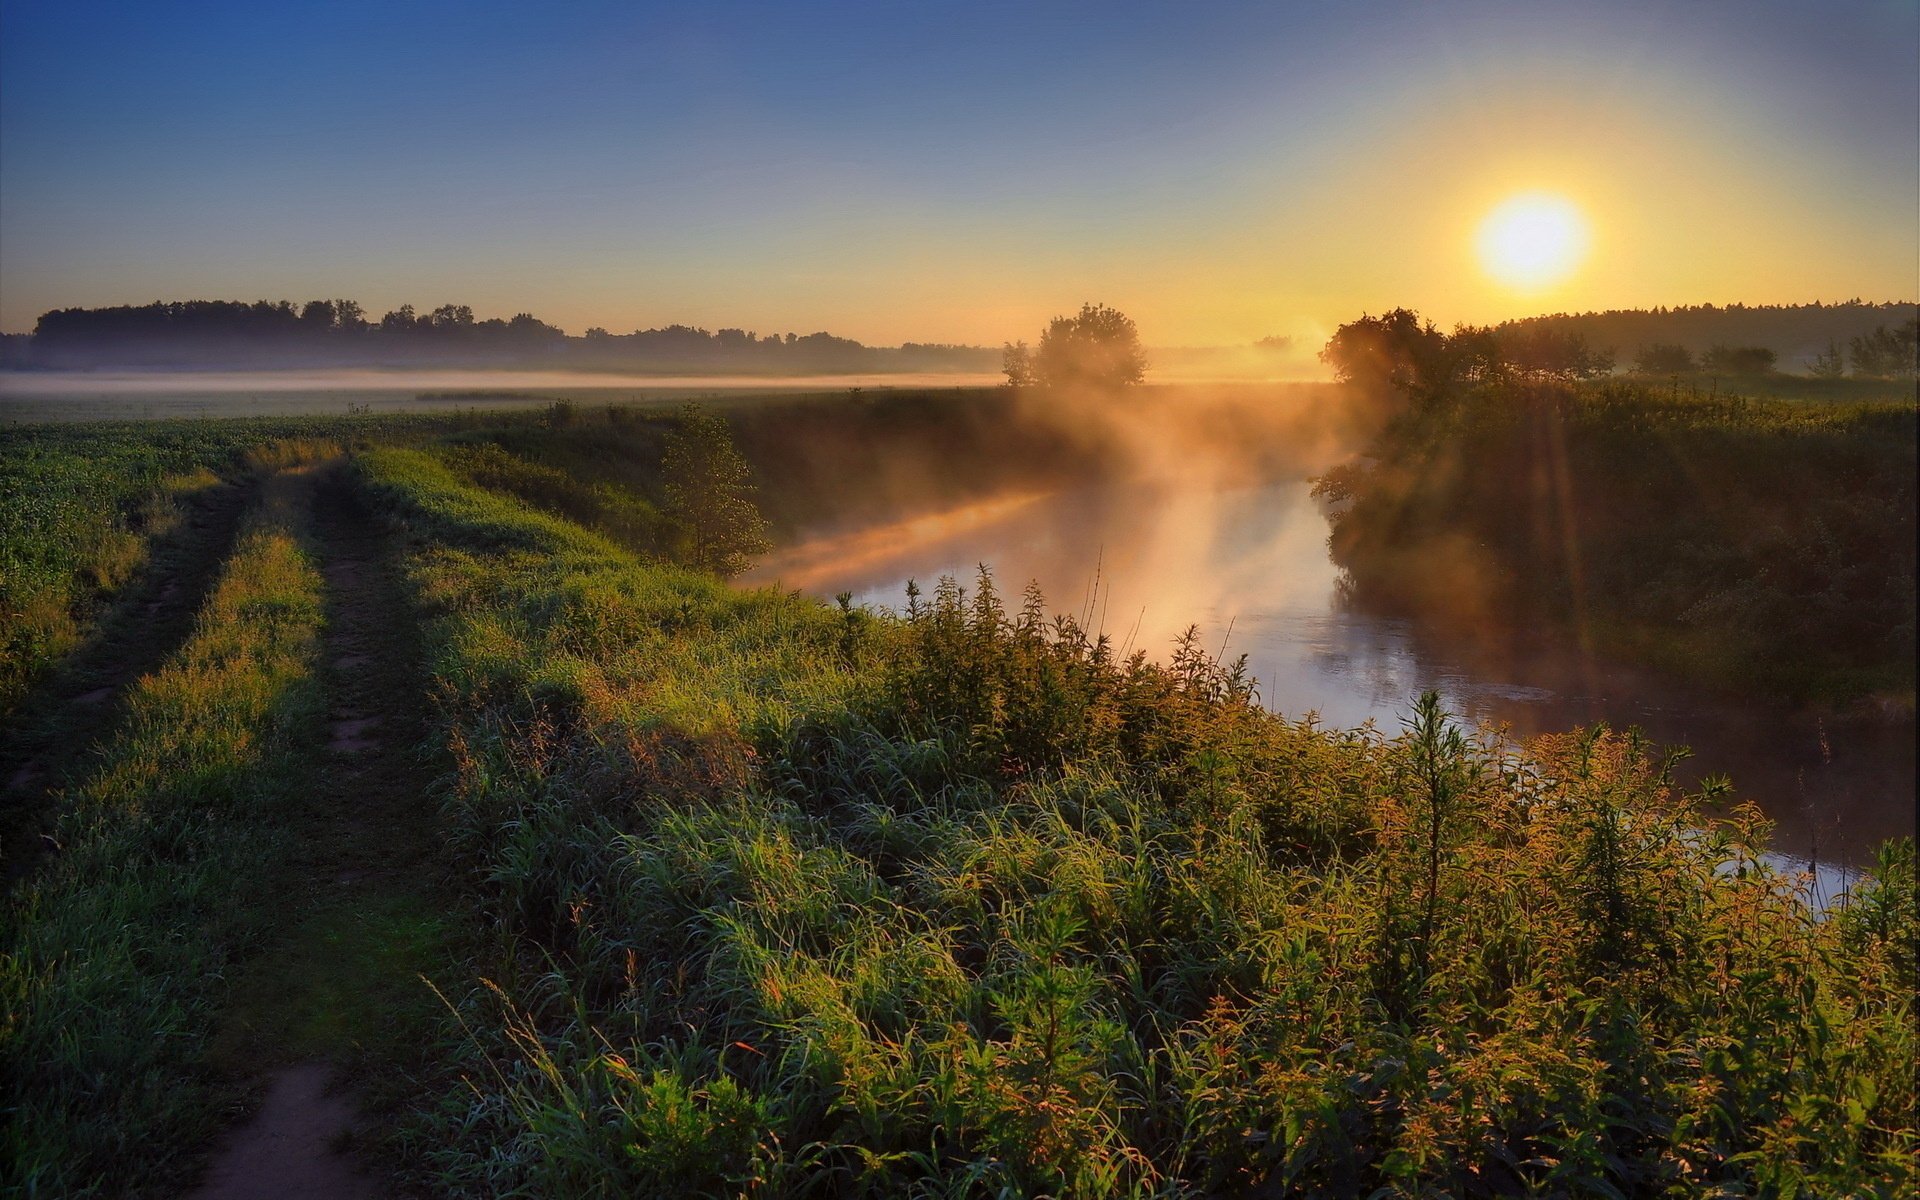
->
746, 479, 1916, 878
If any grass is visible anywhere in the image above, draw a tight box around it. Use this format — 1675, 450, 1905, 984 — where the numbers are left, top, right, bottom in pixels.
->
0, 468, 328, 1196
0, 414, 464, 721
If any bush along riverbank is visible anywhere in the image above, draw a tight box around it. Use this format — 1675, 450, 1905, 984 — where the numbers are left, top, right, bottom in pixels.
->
1313, 379, 1916, 713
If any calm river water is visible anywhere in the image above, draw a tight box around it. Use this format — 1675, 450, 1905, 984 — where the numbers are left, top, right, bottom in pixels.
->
745, 480, 1915, 875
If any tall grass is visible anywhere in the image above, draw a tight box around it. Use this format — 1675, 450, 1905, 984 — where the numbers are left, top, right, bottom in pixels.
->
0, 469, 327, 1197
362, 442, 1916, 1197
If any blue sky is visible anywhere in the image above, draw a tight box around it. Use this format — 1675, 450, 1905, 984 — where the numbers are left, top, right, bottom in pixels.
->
2, 1, 1914, 342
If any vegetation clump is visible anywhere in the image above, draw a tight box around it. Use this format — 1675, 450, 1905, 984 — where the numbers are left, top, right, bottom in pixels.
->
1313, 376, 1916, 705
1003, 302, 1148, 391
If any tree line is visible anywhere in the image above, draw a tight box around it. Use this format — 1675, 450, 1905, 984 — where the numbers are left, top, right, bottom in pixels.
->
3, 298, 998, 373
1495, 300, 1916, 378
1319, 309, 1613, 407
1322, 307, 1918, 400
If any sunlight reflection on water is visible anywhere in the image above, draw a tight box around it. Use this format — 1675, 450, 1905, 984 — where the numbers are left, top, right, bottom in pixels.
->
748, 479, 1915, 868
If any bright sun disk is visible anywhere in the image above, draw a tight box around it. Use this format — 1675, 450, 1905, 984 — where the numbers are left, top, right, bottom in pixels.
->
1476, 193, 1589, 290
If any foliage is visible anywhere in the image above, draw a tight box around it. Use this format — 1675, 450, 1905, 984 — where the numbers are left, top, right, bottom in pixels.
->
1321, 309, 1610, 411
1633, 342, 1695, 375
1493, 300, 1916, 369
660, 404, 773, 577
1492, 325, 1614, 381
1315, 377, 1917, 703
1319, 308, 1455, 403
1701, 344, 1777, 376
1807, 339, 1847, 379
2, 402, 1913, 1197
15, 298, 999, 374
1849, 318, 1919, 379
1003, 303, 1147, 391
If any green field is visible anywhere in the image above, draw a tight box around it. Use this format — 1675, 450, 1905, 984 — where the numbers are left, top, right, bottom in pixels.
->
1, 396, 1914, 1197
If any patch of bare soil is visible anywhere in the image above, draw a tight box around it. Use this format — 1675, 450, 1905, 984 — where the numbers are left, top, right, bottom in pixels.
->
188, 1063, 377, 1200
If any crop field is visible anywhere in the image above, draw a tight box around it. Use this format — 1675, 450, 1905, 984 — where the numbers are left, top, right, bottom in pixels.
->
0, 395, 1914, 1198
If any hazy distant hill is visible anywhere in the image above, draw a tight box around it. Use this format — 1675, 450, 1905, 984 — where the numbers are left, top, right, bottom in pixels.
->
1493, 301, 1915, 369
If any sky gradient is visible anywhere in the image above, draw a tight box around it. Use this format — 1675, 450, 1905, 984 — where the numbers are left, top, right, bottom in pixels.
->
2, 0, 1915, 344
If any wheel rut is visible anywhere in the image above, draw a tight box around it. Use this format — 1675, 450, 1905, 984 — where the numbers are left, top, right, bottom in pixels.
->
190, 463, 444, 1199
0, 479, 252, 886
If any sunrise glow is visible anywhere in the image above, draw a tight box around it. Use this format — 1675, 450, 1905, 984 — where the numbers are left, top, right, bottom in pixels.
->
1476, 193, 1590, 292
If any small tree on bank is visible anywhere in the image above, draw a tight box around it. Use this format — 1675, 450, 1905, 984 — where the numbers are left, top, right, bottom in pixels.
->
1807, 340, 1847, 379
1701, 344, 1777, 376
1003, 302, 1147, 390
661, 404, 771, 577
1634, 343, 1695, 375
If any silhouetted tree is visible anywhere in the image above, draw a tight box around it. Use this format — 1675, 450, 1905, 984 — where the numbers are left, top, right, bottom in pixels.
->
1023, 303, 1146, 390
661, 404, 771, 577
299, 299, 337, 330
1702, 344, 1777, 376
1807, 340, 1847, 379
1850, 320, 1918, 379
1321, 308, 1452, 403
1634, 343, 1695, 375
1496, 326, 1613, 381
1001, 340, 1035, 387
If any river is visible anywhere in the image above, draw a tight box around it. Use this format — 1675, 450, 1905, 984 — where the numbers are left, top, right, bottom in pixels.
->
744, 479, 1915, 879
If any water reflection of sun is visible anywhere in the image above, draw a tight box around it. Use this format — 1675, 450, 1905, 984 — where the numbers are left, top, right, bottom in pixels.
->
743, 491, 1051, 592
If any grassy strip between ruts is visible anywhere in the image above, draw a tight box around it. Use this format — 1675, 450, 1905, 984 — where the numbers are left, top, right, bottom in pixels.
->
0, 413, 486, 725
0, 468, 327, 1197
359, 443, 1915, 1198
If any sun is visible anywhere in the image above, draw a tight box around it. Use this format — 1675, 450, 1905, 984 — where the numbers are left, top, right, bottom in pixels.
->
1476, 192, 1589, 290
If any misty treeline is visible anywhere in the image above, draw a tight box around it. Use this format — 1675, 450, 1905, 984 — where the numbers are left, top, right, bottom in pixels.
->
1319, 308, 1615, 407
0, 298, 996, 374
1498, 300, 1917, 378
1321, 306, 1918, 405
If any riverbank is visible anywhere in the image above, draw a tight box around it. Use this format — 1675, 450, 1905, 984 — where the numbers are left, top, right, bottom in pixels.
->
1313, 379, 1917, 712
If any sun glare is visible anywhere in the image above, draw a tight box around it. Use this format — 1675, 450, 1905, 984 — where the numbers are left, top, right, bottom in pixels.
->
1476, 193, 1589, 290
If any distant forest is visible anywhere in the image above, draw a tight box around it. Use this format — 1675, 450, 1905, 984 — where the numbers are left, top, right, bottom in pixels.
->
1494, 300, 1916, 372
0, 297, 1913, 376
0, 299, 999, 375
